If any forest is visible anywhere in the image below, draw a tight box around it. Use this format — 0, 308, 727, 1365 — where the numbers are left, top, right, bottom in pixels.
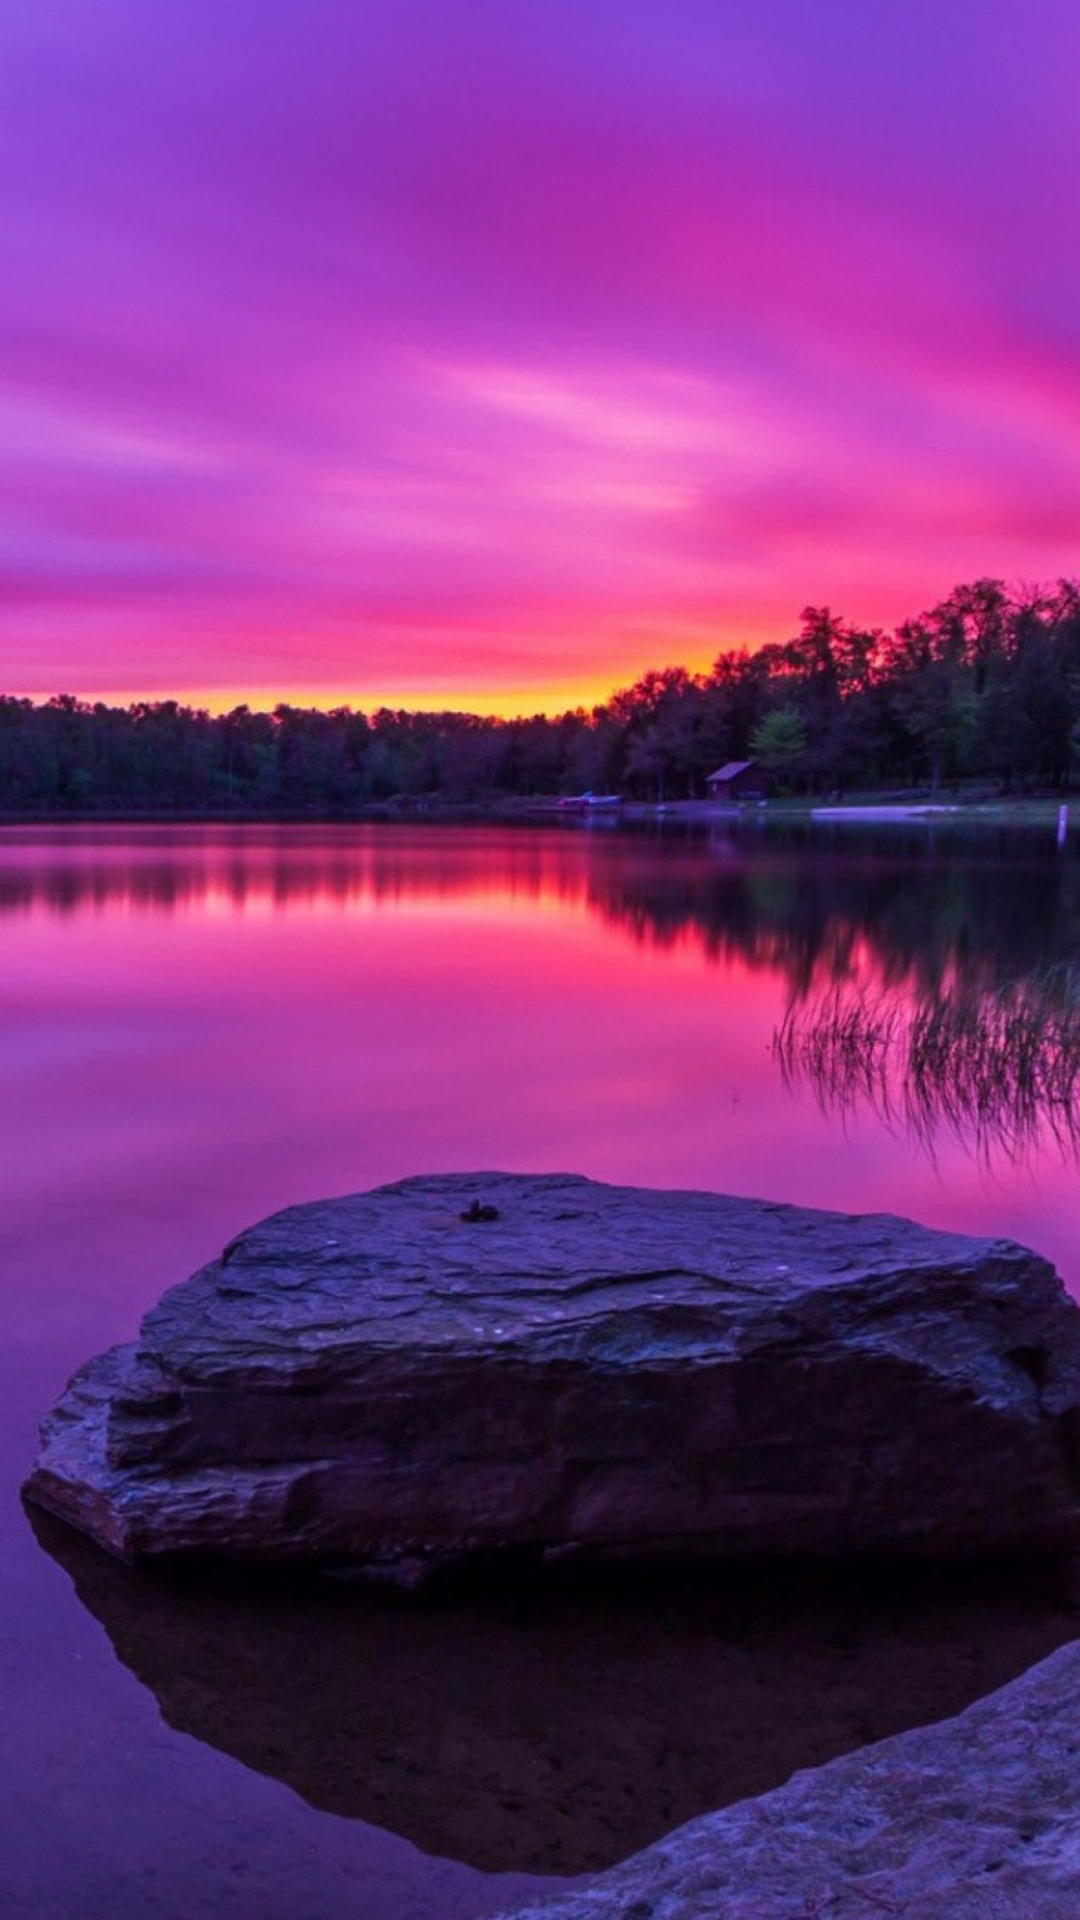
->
3, 578, 1080, 811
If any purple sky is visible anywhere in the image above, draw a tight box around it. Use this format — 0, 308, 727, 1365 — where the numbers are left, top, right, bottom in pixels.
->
3, 0, 1079, 711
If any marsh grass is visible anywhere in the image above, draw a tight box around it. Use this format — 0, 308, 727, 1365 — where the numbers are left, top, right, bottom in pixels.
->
774, 964, 1080, 1165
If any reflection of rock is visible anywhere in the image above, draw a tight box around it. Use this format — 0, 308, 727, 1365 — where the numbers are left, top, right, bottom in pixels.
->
31, 1508, 1080, 1876
24, 1173, 1080, 1574
498, 1636, 1080, 1917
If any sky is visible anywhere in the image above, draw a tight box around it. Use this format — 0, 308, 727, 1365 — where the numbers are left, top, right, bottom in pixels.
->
2, 0, 1080, 715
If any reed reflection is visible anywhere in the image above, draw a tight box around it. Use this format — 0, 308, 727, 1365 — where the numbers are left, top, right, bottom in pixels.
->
776, 966, 1080, 1168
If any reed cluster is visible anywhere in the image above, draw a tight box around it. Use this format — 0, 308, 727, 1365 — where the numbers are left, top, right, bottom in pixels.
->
774, 965, 1080, 1163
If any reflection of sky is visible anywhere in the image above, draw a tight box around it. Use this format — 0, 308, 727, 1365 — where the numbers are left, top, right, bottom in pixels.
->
3, 2, 1079, 710
2, 825, 1078, 1310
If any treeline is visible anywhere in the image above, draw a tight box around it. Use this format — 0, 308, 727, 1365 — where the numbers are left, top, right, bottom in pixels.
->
3, 578, 1080, 811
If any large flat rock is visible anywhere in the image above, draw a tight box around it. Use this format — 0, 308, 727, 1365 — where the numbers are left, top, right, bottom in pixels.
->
22, 1172, 1080, 1575
494, 1638, 1080, 1919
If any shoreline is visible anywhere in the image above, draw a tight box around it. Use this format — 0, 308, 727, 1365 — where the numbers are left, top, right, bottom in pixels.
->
0, 794, 1073, 829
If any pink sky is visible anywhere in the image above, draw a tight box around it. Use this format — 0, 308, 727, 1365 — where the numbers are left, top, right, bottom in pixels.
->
3, 1, 1080, 713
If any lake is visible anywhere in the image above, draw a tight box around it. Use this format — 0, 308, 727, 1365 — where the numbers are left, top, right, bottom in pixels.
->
3, 819, 1080, 1918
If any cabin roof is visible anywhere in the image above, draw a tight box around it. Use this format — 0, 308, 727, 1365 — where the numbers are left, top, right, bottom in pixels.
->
707, 759, 756, 782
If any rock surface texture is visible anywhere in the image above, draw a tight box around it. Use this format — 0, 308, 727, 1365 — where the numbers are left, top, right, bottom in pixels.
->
22, 1172, 1080, 1573
494, 1639, 1080, 1919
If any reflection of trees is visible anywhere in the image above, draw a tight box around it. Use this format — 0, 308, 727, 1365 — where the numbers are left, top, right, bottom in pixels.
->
30, 1507, 1078, 1877
2, 823, 1079, 1005
586, 824, 1080, 999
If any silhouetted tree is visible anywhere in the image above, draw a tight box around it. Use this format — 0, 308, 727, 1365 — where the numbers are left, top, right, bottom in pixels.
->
750, 704, 809, 779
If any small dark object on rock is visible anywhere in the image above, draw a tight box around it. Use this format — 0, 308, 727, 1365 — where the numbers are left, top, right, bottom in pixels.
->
460, 1200, 500, 1222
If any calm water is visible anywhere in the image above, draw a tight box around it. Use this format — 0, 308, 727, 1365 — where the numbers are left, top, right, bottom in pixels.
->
3, 820, 1080, 1918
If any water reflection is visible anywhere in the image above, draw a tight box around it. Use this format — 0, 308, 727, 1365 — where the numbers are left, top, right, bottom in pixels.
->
1, 823, 1077, 998
6, 821, 1079, 1174
33, 1511, 1080, 1876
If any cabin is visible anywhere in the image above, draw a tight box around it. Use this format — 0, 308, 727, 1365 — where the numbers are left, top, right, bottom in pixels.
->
706, 759, 770, 802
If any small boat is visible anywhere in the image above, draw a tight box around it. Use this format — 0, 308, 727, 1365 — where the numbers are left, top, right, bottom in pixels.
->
556, 791, 623, 811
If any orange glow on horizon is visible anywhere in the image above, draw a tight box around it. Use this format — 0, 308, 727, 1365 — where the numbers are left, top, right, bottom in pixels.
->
18, 680, 622, 720
14, 627, 788, 719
